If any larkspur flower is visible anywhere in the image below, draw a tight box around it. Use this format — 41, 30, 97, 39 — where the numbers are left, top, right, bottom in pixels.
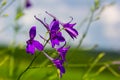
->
52, 59, 65, 78
62, 21, 78, 39
57, 46, 70, 61
34, 16, 65, 48
26, 26, 44, 54
45, 11, 78, 39
25, 0, 32, 8
43, 51, 65, 78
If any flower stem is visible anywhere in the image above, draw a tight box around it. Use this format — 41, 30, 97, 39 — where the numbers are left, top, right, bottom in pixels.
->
17, 54, 38, 80
77, 11, 94, 48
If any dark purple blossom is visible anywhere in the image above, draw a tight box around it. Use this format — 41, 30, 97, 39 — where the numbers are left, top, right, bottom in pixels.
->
45, 11, 78, 39
52, 59, 65, 78
57, 46, 70, 61
26, 26, 44, 54
25, 0, 32, 8
62, 21, 78, 39
50, 19, 65, 48
43, 51, 65, 78
35, 15, 65, 48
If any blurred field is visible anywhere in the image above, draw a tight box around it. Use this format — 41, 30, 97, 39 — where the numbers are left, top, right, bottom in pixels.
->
0, 47, 120, 80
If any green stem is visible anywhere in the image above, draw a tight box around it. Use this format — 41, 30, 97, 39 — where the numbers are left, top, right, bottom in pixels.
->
17, 54, 38, 80
77, 11, 94, 48
82, 52, 105, 79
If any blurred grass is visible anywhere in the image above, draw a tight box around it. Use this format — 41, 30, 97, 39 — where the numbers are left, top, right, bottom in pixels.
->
0, 47, 120, 80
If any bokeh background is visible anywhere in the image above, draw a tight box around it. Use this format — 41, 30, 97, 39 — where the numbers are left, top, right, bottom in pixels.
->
0, 0, 120, 80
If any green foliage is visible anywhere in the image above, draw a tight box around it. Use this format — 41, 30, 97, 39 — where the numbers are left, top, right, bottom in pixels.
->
0, 48, 120, 80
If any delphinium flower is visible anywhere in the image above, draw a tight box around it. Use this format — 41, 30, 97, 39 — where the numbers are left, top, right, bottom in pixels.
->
61, 20, 78, 39
35, 16, 65, 48
57, 46, 70, 61
25, 0, 32, 8
45, 11, 78, 39
26, 26, 44, 54
52, 59, 65, 78
43, 51, 65, 78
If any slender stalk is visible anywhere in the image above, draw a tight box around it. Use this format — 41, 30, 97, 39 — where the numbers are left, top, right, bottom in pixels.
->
77, 11, 94, 48
82, 52, 105, 79
34, 15, 49, 31
17, 54, 38, 80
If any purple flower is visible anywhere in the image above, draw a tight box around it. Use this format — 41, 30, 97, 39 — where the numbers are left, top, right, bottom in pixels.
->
50, 19, 65, 48
52, 59, 65, 78
34, 16, 65, 48
57, 46, 70, 61
62, 21, 78, 39
26, 26, 44, 54
25, 0, 32, 8
45, 11, 78, 39
43, 51, 65, 78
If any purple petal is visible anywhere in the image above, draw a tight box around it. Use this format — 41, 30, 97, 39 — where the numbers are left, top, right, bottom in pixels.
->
26, 43, 35, 54
29, 26, 36, 39
63, 23, 76, 28
51, 39, 59, 48
65, 27, 78, 39
59, 65, 65, 73
57, 35, 65, 42
33, 40, 44, 51
50, 19, 59, 31
57, 46, 70, 61
52, 59, 65, 78
57, 32, 65, 42
59, 66, 65, 78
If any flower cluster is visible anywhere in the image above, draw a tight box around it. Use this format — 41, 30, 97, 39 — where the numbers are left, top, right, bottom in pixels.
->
26, 11, 78, 78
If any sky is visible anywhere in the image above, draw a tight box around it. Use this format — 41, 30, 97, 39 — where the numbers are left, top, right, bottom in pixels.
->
0, 0, 120, 50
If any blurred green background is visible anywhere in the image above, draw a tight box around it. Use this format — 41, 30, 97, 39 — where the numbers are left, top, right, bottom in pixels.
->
0, 47, 120, 80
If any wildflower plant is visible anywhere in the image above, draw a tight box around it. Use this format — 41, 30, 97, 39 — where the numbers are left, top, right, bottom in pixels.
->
17, 11, 78, 80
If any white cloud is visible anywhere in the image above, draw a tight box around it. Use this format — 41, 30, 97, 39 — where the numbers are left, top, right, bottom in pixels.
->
100, 5, 120, 39
20, 8, 41, 26
0, 19, 6, 31
101, 5, 120, 24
